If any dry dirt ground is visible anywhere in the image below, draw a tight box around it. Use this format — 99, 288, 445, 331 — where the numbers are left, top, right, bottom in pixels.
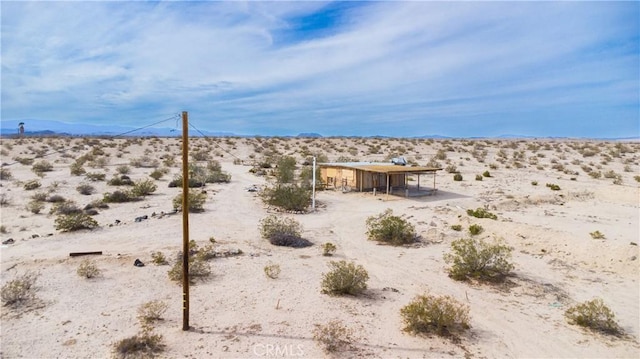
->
0, 136, 638, 358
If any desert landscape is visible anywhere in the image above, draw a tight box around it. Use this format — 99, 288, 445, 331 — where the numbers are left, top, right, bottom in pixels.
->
0, 135, 639, 358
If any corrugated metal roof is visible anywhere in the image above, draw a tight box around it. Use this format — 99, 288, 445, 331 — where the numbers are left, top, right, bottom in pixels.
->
320, 162, 442, 174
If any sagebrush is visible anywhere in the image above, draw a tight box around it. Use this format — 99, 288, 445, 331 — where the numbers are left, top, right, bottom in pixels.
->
321, 260, 369, 296
401, 293, 470, 336
444, 237, 514, 281
565, 298, 622, 335
366, 209, 416, 245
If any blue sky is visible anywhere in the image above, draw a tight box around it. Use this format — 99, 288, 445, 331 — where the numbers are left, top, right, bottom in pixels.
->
1, 1, 638, 138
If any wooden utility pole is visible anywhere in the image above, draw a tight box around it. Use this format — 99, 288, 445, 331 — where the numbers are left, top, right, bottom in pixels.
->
181, 111, 190, 331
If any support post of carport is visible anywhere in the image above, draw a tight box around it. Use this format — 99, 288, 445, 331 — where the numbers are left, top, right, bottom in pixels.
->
386, 173, 390, 200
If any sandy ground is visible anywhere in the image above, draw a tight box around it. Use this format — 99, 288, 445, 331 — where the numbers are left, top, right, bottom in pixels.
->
0, 136, 638, 358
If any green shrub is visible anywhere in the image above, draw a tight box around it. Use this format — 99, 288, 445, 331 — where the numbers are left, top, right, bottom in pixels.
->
634, 175, 640, 183
172, 191, 207, 212
131, 179, 157, 197
151, 252, 169, 265
168, 175, 204, 188
531, 181, 538, 186
313, 320, 355, 353
275, 156, 297, 184
77, 259, 101, 279
1, 272, 38, 307
70, 161, 86, 176
366, 209, 416, 245
590, 230, 605, 239
444, 238, 514, 281
322, 242, 337, 256
468, 224, 483, 236
445, 164, 457, 173
264, 263, 281, 279
26, 200, 45, 214
108, 176, 134, 186
31, 160, 53, 173
13, 157, 34, 165
482, 171, 491, 177
475, 174, 483, 181
546, 183, 561, 191
259, 215, 311, 247
85, 172, 106, 181
55, 213, 99, 232
137, 300, 168, 327
565, 298, 622, 335
321, 260, 369, 296
400, 293, 470, 336
261, 185, 311, 212
453, 173, 463, 181
103, 190, 139, 203
116, 165, 131, 175
450, 224, 462, 232
23, 179, 41, 190
466, 207, 497, 220
167, 254, 211, 283
149, 168, 169, 180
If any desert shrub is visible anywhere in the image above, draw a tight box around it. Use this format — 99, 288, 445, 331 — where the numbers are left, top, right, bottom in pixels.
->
76, 183, 95, 195
444, 238, 514, 281
263, 263, 281, 279
77, 259, 101, 278
261, 185, 311, 212
466, 208, 497, 220
0, 225, 6, 234
50, 201, 82, 215
172, 191, 207, 212
322, 242, 337, 256
168, 176, 205, 188
275, 156, 297, 184
0, 167, 13, 180
137, 300, 168, 327
70, 161, 86, 176
26, 200, 45, 214
31, 191, 47, 202
55, 213, 99, 232
475, 174, 483, 181
321, 260, 369, 296
108, 176, 134, 186
23, 179, 41, 190
131, 179, 157, 197
85, 172, 106, 181
116, 165, 131, 175
546, 183, 561, 191
13, 157, 34, 165
151, 252, 169, 265
589, 171, 602, 179
31, 160, 53, 173
167, 254, 211, 283
365, 209, 416, 245
113, 332, 165, 359
0, 194, 10, 206
46, 194, 66, 203
565, 298, 622, 335
468, 224, 483, 236
452, 173, 462, 181
313, 320, 355, 353
103, 190, 139, 203
84, 200, 109, 211
482, 170, 491, 177
149, 168, 169, 180
451, 224, 462, 231
445, 164, 458, 173
590, 230, 605, 239
634, 175, 640, 183
258, 215, 312, 248
531, 181, 538, 186
1, 272, 38, 307
130, 155, 159, 168
400, 293, 470, 336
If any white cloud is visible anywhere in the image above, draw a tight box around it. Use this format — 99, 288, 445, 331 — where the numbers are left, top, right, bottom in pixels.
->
1, 1, 637, 136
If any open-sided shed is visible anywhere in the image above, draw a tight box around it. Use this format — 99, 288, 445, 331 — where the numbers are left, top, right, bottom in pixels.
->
319, 162, 442, 197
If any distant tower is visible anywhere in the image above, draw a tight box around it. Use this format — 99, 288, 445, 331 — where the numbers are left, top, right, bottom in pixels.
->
18, 122, 25, 138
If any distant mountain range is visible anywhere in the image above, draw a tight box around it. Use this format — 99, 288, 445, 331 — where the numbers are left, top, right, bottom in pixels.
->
0, 119, 637, 140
